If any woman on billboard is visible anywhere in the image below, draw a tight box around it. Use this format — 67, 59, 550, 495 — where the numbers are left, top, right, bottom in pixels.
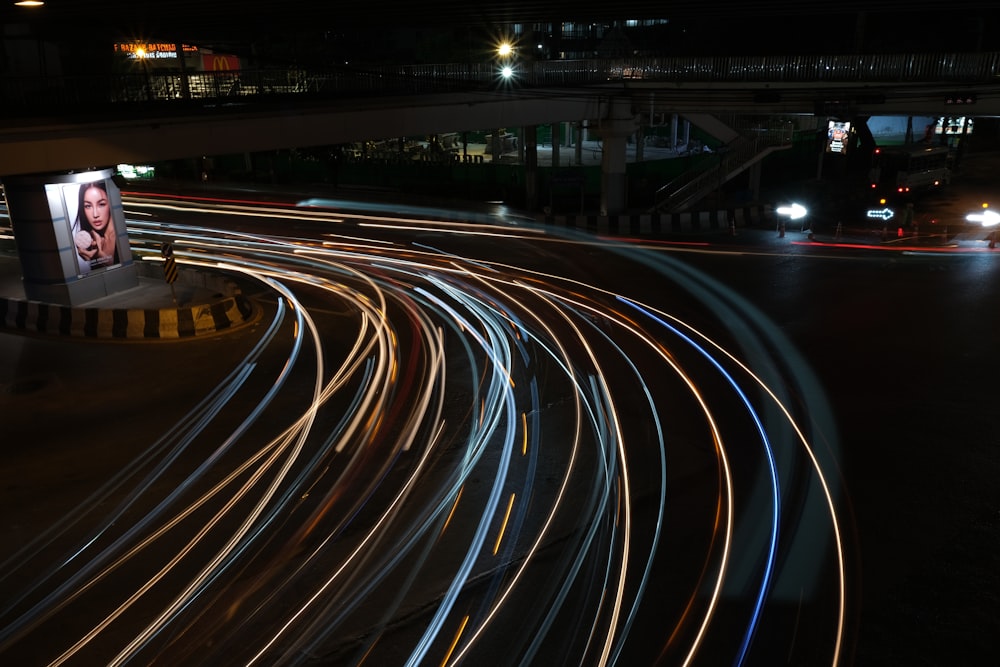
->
72, 180, 119, 272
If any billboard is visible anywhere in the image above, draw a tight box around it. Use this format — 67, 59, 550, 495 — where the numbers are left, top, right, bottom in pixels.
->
114, 42, 199, 59
935, 116, 973, 137
826, 121, 851, 154
4, 168, 137, 305
47, 177, 133, 278
203, 54, 241, 71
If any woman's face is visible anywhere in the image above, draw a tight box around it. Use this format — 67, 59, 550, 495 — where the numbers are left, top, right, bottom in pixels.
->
82, 186, 110, 232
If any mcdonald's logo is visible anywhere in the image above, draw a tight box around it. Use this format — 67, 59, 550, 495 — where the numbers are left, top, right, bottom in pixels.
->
203, 54, 240, 72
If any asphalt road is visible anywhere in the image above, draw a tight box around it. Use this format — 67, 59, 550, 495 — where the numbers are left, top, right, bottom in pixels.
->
2, 162, 999, 665
669, 238, 1000, 665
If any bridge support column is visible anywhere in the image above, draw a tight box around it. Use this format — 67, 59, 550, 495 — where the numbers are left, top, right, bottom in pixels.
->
550, 122, 560, 168
748, 160, 762, 201
669, 114, 692, 151
491, 129, 502, 162
574, 122, 583, 166
3, 168, 137, 306
524, 125, 538, 210
594, 98, 638, 216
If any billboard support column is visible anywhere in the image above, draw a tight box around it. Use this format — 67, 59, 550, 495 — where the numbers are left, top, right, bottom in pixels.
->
3, 168, 138, 306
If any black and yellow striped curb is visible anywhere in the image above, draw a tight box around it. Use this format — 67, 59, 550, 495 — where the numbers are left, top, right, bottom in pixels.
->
0, 262, 255, 340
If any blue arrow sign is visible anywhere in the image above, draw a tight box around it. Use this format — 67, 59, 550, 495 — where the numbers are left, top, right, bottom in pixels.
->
866, 207, 895, 221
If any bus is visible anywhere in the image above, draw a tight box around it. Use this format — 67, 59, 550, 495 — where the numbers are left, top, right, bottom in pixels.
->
869, 144, 952, 201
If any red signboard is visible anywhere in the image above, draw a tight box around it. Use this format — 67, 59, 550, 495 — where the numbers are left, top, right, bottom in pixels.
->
203, 55, 241, 72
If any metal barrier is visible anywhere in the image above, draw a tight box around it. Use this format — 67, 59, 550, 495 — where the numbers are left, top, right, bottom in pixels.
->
2, 51, 998, 117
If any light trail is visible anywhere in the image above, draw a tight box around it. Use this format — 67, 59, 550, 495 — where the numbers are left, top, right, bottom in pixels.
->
0, 193, 852, 667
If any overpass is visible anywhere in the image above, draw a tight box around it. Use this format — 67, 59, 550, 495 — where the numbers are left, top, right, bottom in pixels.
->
2, 51, 998, 305
2, 50, 999, 178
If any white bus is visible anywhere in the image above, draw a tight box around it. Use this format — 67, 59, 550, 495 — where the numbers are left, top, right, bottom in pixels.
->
869, 144, 952, 199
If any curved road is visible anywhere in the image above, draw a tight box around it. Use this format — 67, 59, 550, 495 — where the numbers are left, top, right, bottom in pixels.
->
0, 192, 849, 666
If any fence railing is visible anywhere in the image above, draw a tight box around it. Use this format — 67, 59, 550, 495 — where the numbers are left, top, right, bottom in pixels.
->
2, 51, 998, 117
652, 122, 795, 213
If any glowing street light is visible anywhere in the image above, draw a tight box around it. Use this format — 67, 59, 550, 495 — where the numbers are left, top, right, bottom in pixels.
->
966, 204, 1000, 227
494, 39, 517, 84
133, 46, 154, 101
776, 202, 808, 220
967, 203, 1000, 248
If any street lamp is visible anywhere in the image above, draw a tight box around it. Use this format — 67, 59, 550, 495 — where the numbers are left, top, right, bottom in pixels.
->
495, 40, 518, 85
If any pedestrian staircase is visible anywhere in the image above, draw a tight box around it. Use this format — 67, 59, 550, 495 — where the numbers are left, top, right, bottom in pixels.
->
650, 119, 794, 214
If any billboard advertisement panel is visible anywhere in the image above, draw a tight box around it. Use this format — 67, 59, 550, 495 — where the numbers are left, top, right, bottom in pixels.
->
826, 121, 851, 154
4, 168, 137, 305
47, 176, 133, 278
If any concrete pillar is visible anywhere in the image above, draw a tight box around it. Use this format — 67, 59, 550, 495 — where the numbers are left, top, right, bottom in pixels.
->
574, 122, 583, 166
671, 113, 679, 149
748, 161, 762, 201
3, 168, 137, 305
594, 98, 638, 215
524, 125, 538, 210
635, 124, 645, 162
492, 129, 502, 162
551, 122, 560, 168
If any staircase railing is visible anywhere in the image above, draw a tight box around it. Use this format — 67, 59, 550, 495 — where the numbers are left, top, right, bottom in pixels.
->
651, 123, 794, 213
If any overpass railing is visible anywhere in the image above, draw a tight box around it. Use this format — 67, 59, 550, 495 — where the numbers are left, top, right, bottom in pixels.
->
405, 51, 1000, 85
2, 51, 998, 118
